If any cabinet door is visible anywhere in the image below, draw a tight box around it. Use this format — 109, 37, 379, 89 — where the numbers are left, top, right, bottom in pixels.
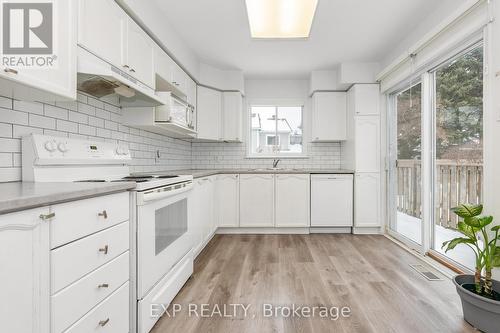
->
172, 64, 188, 95
216, 174, 239, 227
312, 92, 347, 141
352, 84, 380, 116
197, 86, 222, 140
189, 180, 204, 256
78, 0, 124, 68
222, 92, 243, 142
311, 175, 353, 227
354, 173, 380, 227
0, 0, 76, 100
154, 45, 175, 86
275, 174, 310, 227
124, 18, 154, 88
239, 174, 274, 227
187, 79, 197, 107
355, 116, 380, 172
0, 208, 50, 333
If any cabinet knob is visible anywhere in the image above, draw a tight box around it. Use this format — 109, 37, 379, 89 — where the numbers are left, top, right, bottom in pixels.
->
39, 212, 55, 221
129, 68, 136, 73
99, 318, 110, 327
4, 68, 18, 74
122, 64, 129, 69
99, 245, 109, 254
98, 283, 109, 289
98, 210, 108, 219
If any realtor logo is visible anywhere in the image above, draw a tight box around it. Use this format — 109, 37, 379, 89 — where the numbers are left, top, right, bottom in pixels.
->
3, 2, 53, 54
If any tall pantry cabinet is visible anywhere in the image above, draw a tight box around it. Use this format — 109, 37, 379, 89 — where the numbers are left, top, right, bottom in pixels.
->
344, 84, 382, 233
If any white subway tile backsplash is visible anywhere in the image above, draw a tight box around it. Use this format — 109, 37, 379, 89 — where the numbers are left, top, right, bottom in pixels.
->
77, 102, 95, 116
29, 114, 56, 129
56, 120, 78, 133
88, 116, 104, 128
13, 100, 44, 115
0, 123, 12, 138
0, 96, 12, 109
0, 107, 29, 125
13, 125, 43, 138
68, 110, 88, 124
44, 104, 69, 120
78, 123, 96, 136
0, 138, 21, 153
0, 152, 12, 167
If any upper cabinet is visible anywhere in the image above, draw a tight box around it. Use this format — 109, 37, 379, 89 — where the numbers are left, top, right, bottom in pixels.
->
78, 0, 124, 69
197, 86, 222, 141
311, 92, 347, 142
124, 18, 155, 88
222, 92, 243, 142
349, 84, 380, 116
0, 0, 77, 101
78, 0, 154, 88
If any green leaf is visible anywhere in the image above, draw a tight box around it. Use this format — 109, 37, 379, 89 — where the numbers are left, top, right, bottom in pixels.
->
442, 237, 475, 253
451, 204, 483, 218
477, 216, 494, 228
464, 217, 481, 228
492, 247, 500, 267
491, 225, 500, 232
456, 221, 476, 238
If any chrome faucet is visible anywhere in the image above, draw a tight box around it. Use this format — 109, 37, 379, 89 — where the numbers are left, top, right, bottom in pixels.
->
272, 159, 281, 168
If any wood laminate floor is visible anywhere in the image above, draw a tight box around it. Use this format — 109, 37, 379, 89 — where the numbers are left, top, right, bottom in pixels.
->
151, 234, 474, 333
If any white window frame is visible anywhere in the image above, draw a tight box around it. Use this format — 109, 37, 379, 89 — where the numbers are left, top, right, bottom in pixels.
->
246, 99, 307, 158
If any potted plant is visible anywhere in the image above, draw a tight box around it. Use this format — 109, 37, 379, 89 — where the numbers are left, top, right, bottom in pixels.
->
442, 203, 500, 332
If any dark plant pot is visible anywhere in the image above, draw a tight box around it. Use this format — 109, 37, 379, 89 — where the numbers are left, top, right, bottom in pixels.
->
453, 274, 500, 333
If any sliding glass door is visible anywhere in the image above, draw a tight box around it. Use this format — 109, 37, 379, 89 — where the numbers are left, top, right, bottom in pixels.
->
431, 45, 484, 270
389, 83, 423, 246
387, 42, 484, 270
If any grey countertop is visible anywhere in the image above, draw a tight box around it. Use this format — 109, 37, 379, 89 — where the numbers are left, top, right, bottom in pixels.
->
0, 181, 136, 215
134, 168, 355, 179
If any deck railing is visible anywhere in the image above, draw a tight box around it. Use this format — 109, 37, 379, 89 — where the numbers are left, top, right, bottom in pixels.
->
396, 159, 483, 229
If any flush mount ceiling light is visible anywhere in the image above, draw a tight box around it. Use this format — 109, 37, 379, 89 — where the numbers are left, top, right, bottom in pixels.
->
245, 0, 318, 39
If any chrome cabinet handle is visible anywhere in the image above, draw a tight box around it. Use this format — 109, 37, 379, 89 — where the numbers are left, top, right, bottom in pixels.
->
129, 68, 135, 73
98, 283, 109, 288
99, 245, 109, 254
122, 64, 130, 69
98, 210, 108, 219
4, 68, 18, 74
99, 318, 110, 327
39, 212, 55, 220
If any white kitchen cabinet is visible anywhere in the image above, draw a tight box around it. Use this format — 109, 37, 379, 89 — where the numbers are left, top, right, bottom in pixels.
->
172, 63, 188, 93
124, 18, 155, 87
0, 0, 76, 101
354, 116, 380, 172
350, 84, 380, 116
0, 207, 50, 333
311, 92, 347, 142
311, 174, 353, 227
216, 174, 239, 227
190, 176, 216, 256
354, 173, 381, 228
239, 174, 274, 227
197, 86, 222, 141
78, 0, 154, 88
222, 92, 243, 142
154, 45, 175, 87
78, 0, 125, 70
187, 79, 197, 108
275, 174, 310, 227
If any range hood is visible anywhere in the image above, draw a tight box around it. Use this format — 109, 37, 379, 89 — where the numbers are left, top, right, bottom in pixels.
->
77, 47, 166, 107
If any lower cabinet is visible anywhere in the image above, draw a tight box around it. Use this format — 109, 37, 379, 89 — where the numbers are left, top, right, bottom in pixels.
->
239, 174, 275, 227
216, 174, 239, 227
275, 174, 310, 227
0, 192, 130, 333
190, 176, 216, 256
0, 207, 50, 333
354, 173, 381, 228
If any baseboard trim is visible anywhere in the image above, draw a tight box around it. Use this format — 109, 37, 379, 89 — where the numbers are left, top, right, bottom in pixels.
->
309, 227, 352, 234
216, 227, 309, 234
352, 226, 383, 234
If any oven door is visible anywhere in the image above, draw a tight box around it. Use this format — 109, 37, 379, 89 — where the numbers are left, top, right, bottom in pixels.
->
136, 185, 193, 299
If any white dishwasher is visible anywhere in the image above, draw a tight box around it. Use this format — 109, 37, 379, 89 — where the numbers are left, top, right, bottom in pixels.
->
311, 174, 354, 228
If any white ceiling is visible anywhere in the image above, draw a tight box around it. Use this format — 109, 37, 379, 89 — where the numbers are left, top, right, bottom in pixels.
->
152, 0, 463, 78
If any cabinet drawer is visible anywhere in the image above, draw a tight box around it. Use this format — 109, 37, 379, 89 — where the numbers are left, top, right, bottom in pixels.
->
64, 282, 129, 333
51, 253, 129, 333
51, 221, 129, 293
50, 192, 129, 248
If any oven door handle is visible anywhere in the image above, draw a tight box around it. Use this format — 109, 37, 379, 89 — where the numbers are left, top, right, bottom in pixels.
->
137, 182, 192, 205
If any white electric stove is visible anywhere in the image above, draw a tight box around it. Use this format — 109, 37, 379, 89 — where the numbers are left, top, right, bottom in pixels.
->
22, 134, 194, 333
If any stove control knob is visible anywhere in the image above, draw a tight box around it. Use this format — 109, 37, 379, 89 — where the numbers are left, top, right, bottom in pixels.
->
57, 142, 69, 153
44, 141, 57, 152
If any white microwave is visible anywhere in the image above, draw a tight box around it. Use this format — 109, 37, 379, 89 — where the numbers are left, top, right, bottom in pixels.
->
155, 92, 195, 130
